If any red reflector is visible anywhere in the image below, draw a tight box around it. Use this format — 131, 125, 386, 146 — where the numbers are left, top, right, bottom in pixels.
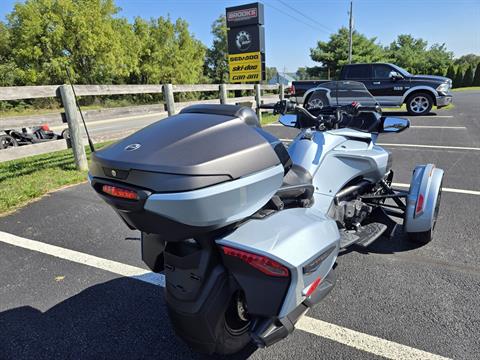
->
222, 246, 289, 277
416, 193, 424, 214
41, 124, 50, 131
102, 185, 139, 200
305, 277, 322, 297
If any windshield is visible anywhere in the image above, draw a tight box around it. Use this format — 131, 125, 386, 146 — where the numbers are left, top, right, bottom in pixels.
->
305, 80, 378, 109
390, 64, 412, 77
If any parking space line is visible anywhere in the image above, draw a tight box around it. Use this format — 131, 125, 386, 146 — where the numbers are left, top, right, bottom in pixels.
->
296, 317, 449, 360
0, 230, 164, 286
378, 143, 480, 151
409, 126, 465, 129
392, 183, 480, 196
0, 230, 450, 360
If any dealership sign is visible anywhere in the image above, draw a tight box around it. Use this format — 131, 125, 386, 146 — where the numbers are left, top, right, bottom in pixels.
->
226, 2, 265, 83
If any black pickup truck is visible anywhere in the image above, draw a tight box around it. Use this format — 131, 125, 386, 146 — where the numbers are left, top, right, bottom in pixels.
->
291, 63, 453, 115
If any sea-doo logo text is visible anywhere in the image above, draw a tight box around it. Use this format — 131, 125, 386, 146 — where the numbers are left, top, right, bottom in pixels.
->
124, 143, 141, 151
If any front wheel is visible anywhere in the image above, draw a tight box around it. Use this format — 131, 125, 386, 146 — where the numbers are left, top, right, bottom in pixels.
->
0, 134, 18, 149
406, 92, 433, 115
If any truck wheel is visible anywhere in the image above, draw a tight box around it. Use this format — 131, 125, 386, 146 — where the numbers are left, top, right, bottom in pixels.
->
406, 93, 433, 115
214, 292, 251, 355
0, 134, 18, 149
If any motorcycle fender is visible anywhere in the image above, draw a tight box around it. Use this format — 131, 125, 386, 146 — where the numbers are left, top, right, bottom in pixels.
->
405, 164, 444, 233
217, 208, 340, 319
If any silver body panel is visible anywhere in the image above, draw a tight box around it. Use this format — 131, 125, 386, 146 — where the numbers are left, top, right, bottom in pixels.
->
217, 207, 340, 318
218, 127, 391, 316
145, 164, 284, 227
405, 165, 444, 233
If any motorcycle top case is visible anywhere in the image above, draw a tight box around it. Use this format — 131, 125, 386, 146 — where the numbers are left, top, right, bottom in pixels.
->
89, 104, 288, 240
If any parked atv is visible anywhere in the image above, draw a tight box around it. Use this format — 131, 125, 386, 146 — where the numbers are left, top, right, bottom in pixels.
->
0, 124, 68, 150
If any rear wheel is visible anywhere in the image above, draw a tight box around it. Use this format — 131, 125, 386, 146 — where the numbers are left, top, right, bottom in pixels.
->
406, 92, 433, 115
0, 134, 18, 149
215, 292, 251, 355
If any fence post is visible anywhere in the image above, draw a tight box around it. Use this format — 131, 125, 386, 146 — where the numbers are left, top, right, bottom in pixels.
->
59, 85, 88, 171
279, 83, 285, 101
219, 84, 228, 104
163, 84, 175, 116
254, 83, 262, 122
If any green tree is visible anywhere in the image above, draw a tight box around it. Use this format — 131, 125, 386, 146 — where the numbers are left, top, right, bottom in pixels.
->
296, 67, 308, 80
454, 54, 480, 69
6, 0, 138, 85
445, 64, 456, 81
0, 21, 17, 86
133, 17, 206, 85
424, 43, 453, 75
204, 15, 228, 83
387, 35, 428, 74
473, 64, 480, 86
387, 35, 453, 75
462, 65, 474, 87
310, 27, 386, 76
453, 67, 464, 88
265, 67, 278, 83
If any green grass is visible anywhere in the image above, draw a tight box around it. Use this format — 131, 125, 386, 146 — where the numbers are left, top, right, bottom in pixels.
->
452, 86, 480, 92
0, 141, 113, 215
260, 112, 279, 125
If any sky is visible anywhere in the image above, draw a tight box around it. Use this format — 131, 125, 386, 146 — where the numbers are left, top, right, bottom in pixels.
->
0, 0, 479, 72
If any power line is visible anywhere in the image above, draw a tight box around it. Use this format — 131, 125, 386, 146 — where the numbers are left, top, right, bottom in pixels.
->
264, 1, 332, 34
276, 0, 334, 34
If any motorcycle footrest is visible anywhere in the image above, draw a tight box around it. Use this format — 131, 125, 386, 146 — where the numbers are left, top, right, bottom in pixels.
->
340, 222, 387, 249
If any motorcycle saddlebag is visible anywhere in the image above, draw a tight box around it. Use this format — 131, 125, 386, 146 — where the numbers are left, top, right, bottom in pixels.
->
89, 105, 288, 240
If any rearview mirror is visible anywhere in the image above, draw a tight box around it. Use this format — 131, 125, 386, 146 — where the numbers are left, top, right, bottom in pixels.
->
389, 71, 403, 81
380, 117, 410, 133
278, 114, 297, 128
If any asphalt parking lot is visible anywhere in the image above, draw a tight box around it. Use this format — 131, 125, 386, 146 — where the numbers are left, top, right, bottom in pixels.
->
0, 91, 479, 359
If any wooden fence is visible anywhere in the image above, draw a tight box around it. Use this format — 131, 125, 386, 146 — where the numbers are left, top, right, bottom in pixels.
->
0, 83, 285, 167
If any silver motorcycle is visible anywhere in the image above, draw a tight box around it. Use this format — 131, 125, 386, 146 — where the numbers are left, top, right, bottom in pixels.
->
88, 80, 443, 355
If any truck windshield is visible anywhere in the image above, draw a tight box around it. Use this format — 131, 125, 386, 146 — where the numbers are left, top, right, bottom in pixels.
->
390, 64, 412, 77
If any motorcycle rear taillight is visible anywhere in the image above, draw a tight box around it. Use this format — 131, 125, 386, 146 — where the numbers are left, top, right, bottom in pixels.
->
102, 185, 139, 200
221, 246, 289, 277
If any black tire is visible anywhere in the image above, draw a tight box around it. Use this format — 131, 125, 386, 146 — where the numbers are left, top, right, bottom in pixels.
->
408, 229, 432, 244
406, 92, 433, 116
214, 292, 251, 355
61, 128, 70, 139
0, 134, 18, 149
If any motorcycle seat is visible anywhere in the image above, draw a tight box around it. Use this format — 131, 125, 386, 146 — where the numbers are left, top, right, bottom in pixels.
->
276, 164, 313, 201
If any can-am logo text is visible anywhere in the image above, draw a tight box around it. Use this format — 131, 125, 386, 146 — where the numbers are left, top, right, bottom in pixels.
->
227, 8, 257, 22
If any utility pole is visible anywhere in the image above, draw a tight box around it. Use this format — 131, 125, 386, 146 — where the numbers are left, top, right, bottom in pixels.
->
348, 1, 353, 64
